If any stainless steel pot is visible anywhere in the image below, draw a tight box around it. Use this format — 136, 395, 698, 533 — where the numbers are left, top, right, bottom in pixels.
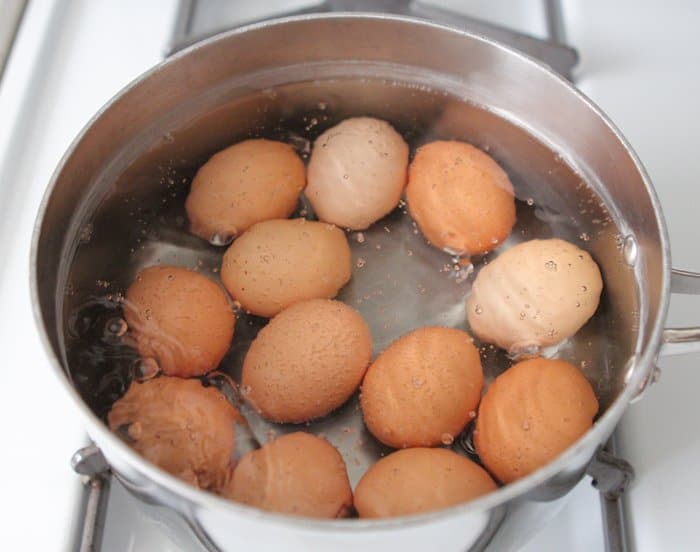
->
31, 13, 700, 552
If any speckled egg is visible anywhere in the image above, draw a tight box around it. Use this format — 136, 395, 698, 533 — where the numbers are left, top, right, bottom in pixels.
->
220, 218, 352, 317
124, 266, 235, 377
185, 139, 306, 243
360, 327, 483, 448
242, 299, 372, 423
354, 447, 496, 518
108, 376, 243, 492
474, 357, 599, 484
467, 238, 603, 356
225, 432, 353, 518
406, 140, 516, 256
306, 117, 409, 230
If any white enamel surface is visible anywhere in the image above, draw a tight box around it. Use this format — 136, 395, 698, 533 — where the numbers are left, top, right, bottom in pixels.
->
0, 0, 178, 549
563, 1, 700, 551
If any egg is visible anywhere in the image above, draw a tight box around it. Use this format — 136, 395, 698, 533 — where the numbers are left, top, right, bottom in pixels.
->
354, 448, 496, 518
474, 357, 598, 484
124, 266, 235, 377
225, 432, 353, 518
466, 238, 603, 355
242, 299, 372, 423
306, 117, 409, 230
185, 139, 306, 243
220, 218, 352, 317
360, 327, 483, 448
406, 140, 516, 255
108, 376, 243, 492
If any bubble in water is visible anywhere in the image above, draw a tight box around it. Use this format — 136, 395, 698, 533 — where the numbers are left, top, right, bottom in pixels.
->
317, 101, 328, 110
411, 376, 425, 389
623, 235, 638, 266
519, 312, 526, 320
163, 132, 175, 143
454, 263, 474, 284
105, 317, 128, 337
209, 232, 236, 246
305, 117, 319, 131
508, 342, 541, 360
522, 421, 530, 431
128, 422, 143, 440
79, 223, 94, 244
579, 232, 590, 242
354, 232, 365, 244
134, 358, 160, 382
356, 258, 366, 268
474, 304, 483, 315
443, 246, 466, 256
441, 433, 454, 445
544, 260, 557, 271
343, 174, 349, 180
581, 285, 588, 292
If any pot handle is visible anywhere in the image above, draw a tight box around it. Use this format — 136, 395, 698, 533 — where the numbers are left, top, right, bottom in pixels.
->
660, 268, 700, 356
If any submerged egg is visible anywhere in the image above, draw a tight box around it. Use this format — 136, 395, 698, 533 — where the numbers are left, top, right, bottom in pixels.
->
474, 357, 599, 484
124, 266, 235, 377
185, 139, 306, 243
354, 447, 496, 518
466, 238, 603, 355
242, 299, 372, 423
220, 218, 352, 317
360, 327, 483, 448
406, 140, 516, 255
306, 117, 409, 230
226, 432, 353, 518
108, 377, 243, 491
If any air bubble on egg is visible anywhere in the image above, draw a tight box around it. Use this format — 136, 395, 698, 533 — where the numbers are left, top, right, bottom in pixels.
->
209, 232, 236, 247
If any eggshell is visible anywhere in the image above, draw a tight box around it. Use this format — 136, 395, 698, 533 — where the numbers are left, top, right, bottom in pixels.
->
406, 140, 516, 255
185, 139, 306, 242
242, 299, 372, 423
467, 238, 603, 355
220, 218, 352, 317
124, 266, 235, 377
226, 432, 353, 518
360, 327, 483, 448
108, 376, 242, 491
306, 117, 409, 230
354, 448, 496, 518
474, 357, 598, 484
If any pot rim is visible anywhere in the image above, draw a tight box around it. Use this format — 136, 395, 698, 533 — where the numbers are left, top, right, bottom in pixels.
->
30, 12, 671, 531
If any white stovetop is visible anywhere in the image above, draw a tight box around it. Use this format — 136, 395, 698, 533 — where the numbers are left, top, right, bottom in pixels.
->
1, 1, 699, 550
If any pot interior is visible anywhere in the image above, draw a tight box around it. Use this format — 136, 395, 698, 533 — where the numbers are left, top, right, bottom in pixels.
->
55, 63, 642, 486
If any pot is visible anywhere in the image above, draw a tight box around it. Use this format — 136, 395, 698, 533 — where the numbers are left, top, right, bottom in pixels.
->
31, 13, 700, 552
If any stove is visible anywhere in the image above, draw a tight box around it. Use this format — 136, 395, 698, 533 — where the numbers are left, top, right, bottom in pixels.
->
2, 1, 699, 551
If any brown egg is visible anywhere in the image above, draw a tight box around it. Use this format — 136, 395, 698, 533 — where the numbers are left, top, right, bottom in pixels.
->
185, 139, 305, 243
354, 448, 496, 518
108, 377, 243, 492
360, 327, 483, 448
225, 432, 353, 518
474, 357, 598, 484
124, 266, 235, 377
306, 117, 409, 230
406, 140, 516, 256
220, 218, 352, 317
467, 238, 603, 356
242, 299, 372, 423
